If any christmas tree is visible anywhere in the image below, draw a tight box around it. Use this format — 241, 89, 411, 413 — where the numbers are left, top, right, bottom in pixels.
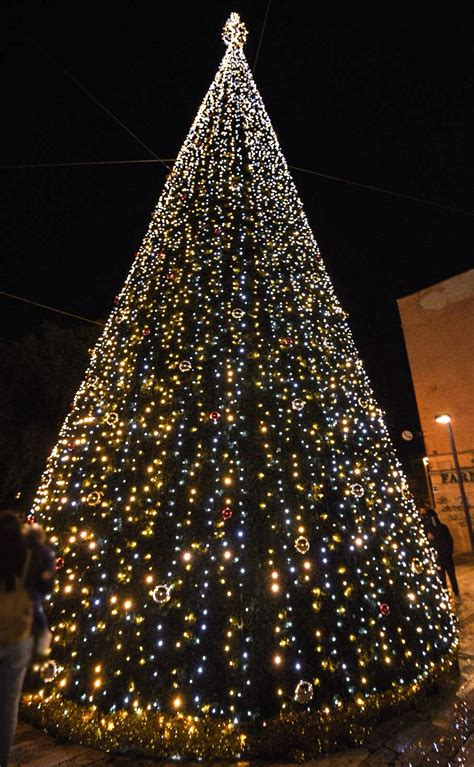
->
27, 13, 457, 760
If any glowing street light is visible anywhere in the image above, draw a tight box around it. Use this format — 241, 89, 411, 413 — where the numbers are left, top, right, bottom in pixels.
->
435, 414, 452, 425
435, 414, 473, 551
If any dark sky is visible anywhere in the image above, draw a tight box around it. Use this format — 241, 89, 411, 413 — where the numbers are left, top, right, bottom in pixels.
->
2, 1, 474, 465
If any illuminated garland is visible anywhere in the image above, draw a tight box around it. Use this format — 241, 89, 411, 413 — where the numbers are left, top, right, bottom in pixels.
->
29, 12, 457, 758
23, 649, 458, 759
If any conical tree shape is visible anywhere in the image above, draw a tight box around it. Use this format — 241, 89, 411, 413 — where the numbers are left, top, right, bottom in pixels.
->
30, 13, 457, 759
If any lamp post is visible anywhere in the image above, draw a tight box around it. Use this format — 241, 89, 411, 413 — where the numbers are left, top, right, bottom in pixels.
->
422, 456, 435, 508
435, 414, 474, 551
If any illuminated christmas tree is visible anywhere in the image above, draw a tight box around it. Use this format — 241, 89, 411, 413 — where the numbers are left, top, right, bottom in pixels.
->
28, 13, 457, 759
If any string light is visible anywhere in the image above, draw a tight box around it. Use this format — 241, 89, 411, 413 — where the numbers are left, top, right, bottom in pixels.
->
27, 11, 457, 760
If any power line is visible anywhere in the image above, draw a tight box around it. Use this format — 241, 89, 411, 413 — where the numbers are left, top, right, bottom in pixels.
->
289, 165, 474, 218
3, 155, 474, 219
13, 36, 470, 221
0, 291, 104, 327
253, 0, 273, 74
0, 159, 175, 171
8, 39, 472, 219
30, 39, 172, 172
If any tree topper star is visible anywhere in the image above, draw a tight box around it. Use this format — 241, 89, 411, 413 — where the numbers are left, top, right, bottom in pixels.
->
222, 13, 248, 49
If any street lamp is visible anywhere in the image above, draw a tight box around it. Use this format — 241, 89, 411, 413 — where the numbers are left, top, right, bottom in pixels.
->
435, 413, 474, 551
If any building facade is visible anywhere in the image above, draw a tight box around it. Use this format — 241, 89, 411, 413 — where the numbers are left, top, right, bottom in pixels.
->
397, 269, 474, 552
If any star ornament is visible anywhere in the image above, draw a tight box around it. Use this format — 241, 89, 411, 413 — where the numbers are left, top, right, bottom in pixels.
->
222, 13, 248, 49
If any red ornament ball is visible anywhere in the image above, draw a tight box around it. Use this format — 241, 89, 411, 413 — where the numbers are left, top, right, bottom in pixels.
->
379, 603, 390, 616
282, 337, 293, 347
213, 226, 221, 235
221, 507, 233, 520
166, 271, 175, 280
143, 326, 151, 336
55, 557, 65, 570
26, 515, 35, 526
209, 411, 221, 421
67, 442, 75, 451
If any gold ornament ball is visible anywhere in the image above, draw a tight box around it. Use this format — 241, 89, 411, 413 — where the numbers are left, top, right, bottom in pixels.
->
294, 680, 313, 704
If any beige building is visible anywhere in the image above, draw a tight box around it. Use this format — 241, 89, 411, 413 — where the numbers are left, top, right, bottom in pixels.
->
397, 269, 474, 552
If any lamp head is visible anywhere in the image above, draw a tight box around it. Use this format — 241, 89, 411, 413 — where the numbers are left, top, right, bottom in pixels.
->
435, 414, 452, 425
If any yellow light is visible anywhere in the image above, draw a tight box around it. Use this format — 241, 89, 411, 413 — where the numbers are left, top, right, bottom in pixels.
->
435, 413, 451, 424
94, 678, 102, 688
273, 654, 282, 665
124, 600, 132, 610
182, 551, 192, 562
173, 696, 182, 709
271, 583, 280, 593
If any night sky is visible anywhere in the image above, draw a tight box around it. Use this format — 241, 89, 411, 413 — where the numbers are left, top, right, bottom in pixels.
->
2, 2, 474, 466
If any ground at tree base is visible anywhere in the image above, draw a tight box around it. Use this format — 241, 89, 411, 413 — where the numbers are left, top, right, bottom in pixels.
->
9, 553, 474, 767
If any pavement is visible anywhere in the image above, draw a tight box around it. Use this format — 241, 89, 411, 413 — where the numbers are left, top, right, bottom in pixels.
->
9, 554, 474, 766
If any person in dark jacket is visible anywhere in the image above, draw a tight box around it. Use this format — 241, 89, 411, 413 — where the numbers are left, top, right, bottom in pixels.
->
24, 523, 55, 656
421, 506, 460, 597
419, 504, 438, 539
0, 507, 54, 766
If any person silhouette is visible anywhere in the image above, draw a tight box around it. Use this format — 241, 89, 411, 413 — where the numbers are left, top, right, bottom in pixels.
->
420, 505, 459, 597
0, 506, 55, 766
